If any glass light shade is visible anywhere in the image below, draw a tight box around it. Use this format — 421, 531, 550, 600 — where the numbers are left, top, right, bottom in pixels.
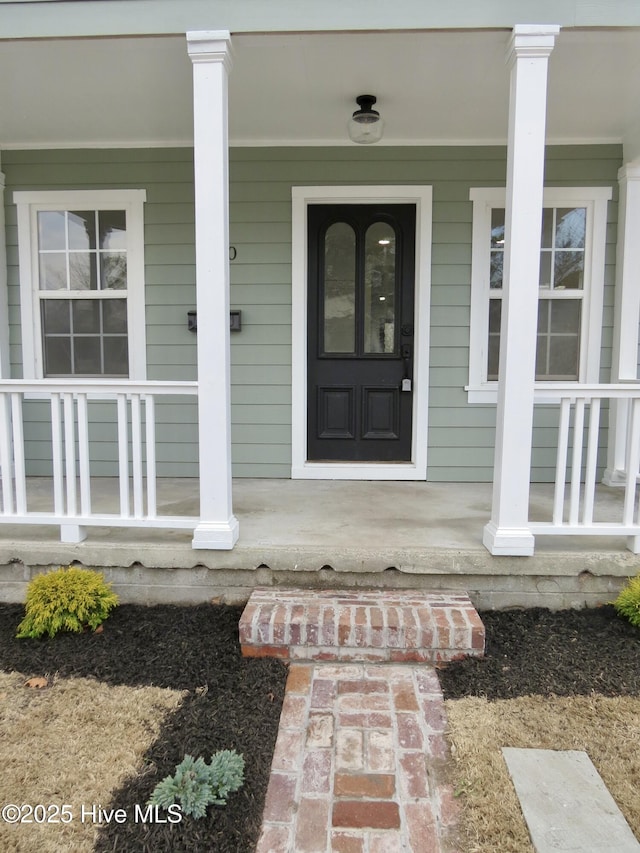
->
347, 114, 384, 145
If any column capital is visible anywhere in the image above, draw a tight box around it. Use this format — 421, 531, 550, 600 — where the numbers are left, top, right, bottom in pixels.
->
187, 30, 233, 71
618, 161, 640, 183
506, 24, 560, 65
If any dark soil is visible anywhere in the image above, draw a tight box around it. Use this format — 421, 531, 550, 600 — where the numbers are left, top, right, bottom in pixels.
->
440, 605, 640, 700
0, 602, 288, 853
1, 601, 639, 851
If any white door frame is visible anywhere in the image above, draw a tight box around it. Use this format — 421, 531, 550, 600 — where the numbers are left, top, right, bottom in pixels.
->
291, 185, 432, 480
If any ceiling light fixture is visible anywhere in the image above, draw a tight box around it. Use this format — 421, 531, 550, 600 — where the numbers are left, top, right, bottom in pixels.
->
347, 94, 384, 145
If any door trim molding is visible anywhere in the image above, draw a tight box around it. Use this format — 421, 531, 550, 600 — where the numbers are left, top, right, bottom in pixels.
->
291, 185, 432, 480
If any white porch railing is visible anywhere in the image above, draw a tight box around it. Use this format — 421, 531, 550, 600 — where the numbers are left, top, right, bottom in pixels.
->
0, 380, 199, 543
530, 383, 640, 552
3, 379, 640, 552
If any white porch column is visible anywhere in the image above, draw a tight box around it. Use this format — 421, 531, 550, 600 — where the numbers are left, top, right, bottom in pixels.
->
483, 25, 560, 556
187, 31, 239, 550
0, 165, 10, 378
603, 162, 640, 486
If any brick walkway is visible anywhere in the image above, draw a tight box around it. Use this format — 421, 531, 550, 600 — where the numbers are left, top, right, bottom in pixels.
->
255, 661, 458, 853
242, 589, 483, 853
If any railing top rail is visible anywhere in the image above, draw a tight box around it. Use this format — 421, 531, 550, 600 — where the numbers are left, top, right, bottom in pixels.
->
534, 383, 640, 400
0, 379, 198, 396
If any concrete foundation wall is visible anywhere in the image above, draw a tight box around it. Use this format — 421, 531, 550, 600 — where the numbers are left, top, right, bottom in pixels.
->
0, 557, 632, 611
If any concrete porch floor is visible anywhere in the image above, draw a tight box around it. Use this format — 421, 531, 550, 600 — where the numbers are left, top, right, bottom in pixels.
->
0, 478, 639, 608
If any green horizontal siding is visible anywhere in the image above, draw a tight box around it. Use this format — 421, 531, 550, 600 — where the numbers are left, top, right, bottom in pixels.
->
3, 143, 622, 481
429, 348, 469, 368
233, 463, 290, 477
232, 347, 291, 366
3, 148, 199, 475
233, 404, 291, 425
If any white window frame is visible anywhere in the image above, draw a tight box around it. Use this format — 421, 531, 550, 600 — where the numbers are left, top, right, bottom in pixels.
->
467, 186, 612, 403
14, 189, 147, 380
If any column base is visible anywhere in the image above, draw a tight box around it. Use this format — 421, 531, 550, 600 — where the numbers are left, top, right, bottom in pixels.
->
627, 535, 640, 554
60, 524, 87, 544
483, 521, 535, 556
602, 468, 627, 487
192, 516, 239, 550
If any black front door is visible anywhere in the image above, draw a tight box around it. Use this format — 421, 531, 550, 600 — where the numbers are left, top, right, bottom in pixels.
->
307, 203, 416, 462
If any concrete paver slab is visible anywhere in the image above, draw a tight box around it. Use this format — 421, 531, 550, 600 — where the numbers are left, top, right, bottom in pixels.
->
502, 748, 640, 852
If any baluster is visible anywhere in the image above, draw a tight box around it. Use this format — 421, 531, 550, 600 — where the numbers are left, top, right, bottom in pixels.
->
553, 398, 571, 526
569, 398, 585, 526
145, 395, 157, 519
623, 397, 640, 527
50, 393, 64, 516
62, 393, 77, 516
11, 393, 27, 515
76, 393, 91, 517
131, 394, 143, 518
582, 398, 600, 525
59, 392, 87, 546
635, 398, 640, 533
0, 393, 14, 514
117, 394, 130, 517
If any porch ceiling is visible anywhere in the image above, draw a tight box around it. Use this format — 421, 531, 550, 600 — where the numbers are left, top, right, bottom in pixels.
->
0, 28, 639, 149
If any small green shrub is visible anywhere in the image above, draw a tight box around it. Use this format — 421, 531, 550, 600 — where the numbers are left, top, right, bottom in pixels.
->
613, 574, 640, 628
16, 566, 118, 639
149, 751, 245, 819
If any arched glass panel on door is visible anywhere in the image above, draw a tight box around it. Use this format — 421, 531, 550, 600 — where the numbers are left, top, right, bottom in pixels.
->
364, 221, 396, 354
323, 222, 356, 354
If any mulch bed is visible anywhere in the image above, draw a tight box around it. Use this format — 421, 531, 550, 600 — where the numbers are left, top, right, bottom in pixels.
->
440, 604, 640, 699
1, 600, 639, 851
0, 602, 287, 853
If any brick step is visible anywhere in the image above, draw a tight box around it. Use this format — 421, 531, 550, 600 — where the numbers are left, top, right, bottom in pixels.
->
239, 588, 485, 663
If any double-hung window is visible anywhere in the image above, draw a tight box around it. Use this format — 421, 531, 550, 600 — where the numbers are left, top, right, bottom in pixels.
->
14, 189, 147, 380
467, 187, 612, 402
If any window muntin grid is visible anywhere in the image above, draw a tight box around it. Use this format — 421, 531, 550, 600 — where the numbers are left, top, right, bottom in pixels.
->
36, 209, 129, 377
487, 205, 586, 381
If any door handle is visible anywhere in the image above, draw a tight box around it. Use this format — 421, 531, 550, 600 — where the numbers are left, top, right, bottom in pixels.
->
401, 344, 412, 392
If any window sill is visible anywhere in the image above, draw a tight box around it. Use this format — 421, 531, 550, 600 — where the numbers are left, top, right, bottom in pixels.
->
465, 384, 498, 404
